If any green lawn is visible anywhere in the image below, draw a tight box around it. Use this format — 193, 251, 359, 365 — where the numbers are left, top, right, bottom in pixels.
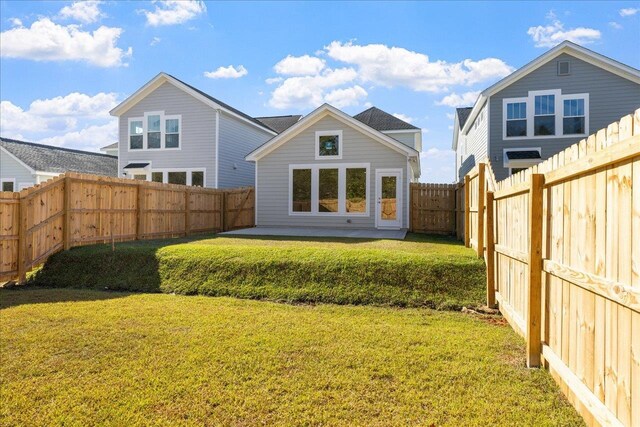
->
0, 288, 583, 426
29, 233, 486, 310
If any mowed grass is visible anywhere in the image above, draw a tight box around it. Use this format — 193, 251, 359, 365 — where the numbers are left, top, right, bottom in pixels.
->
29, 233, 486, 310
0, 288, 583, 426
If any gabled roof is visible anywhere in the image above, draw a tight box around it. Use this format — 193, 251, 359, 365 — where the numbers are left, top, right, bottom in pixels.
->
101, 142, 118, 150
353, 107, 419, 131
456, 107, 473, 128
1, 137, 118, 176
459, 40, 640, 136
246, 104, 419, 162
255, 115, 302, 133
109, 72, 277, 135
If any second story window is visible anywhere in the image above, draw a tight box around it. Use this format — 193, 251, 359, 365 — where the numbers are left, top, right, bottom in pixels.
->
315, 130, 342, 160
534, 94, 555, 136
506, 102, 527, 137
129, 112, 181, 150
563, 98, 586, 135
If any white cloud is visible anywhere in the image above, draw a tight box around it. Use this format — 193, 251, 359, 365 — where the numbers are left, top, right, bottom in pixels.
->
619, 8, 639, 17
142, 0, 206, 26
446, 113, 455, 120
273, 55, 326, 75
323, 86, 368, 108
324, 41, 513, 92
1, 101, 51, 134
9, 18, 22, 27
608, 21, 623, 30
29, 92, 118, 117
436, 91, 480, 108
527, 12, 601, 48
150, 36, 161, 46
59, 1, 104, 24
265, 77, 283, 84
392, 113, 414, 123
37, 120, 118, 151
203, 65, 248, 79
0, 18, 132, 67
420, 147, 456, 183
268, 68, 358, 109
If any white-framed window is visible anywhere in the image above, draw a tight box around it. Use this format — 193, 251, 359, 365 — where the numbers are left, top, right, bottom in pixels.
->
502, 89, 588, 140
289, 163, 369, 216
315, 130, 343, 160
1, 178, 15, 192
146, 169, 206, 187
128, 112, 181, 150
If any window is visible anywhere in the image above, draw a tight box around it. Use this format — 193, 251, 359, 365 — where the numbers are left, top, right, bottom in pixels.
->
1, 179, 15, 192
315, 130, 342, 159
128, 112, 181, 150
563, 98, 585, 135
191, 171, 204, 187
151, 172, 163, 183
534, 94, 555, 135
133, 174, 147, 180
129, 120, 143, 149
292, 169, 312, 212
557, 61, 570, 76
506, 102, 527, 137
290, 163, 369, 216
165, 117, 180, 148
168, 172, 187, 185
510, 168, 527, 175
346, 168, 366, 213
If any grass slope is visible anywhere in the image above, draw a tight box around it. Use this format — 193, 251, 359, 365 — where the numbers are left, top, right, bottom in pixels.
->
0, 289, 583, 426
29, 234, 485, 309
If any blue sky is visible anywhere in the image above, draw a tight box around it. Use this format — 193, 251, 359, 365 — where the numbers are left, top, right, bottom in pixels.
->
1, 1, 639, 182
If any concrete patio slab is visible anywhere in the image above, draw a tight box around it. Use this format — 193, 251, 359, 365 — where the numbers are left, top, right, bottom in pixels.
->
220, 227, 407, 240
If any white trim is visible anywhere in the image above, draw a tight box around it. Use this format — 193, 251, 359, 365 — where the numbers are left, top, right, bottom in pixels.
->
246, 104, 418, 161
0, 146, 37, 174
375, 168, 403, 230
460, 41, 640, 136
502, 147, 542, 169
138, 167, 207, 186
1, 177, 16, 192
110, 72, 277, 136
502, 89, 589, 140
315, 130, 343, 160
288, 163, 370, 217
215, 109, 220, 188
128, 111, 182, 151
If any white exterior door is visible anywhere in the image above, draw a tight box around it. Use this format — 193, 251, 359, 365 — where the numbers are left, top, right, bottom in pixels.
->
375, 169, 402, 229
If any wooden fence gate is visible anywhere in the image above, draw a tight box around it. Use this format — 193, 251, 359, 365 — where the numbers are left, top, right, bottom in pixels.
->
409, 182, 462, 235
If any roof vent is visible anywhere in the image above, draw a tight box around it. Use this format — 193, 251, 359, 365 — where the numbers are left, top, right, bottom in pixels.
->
557, 60, 570, 76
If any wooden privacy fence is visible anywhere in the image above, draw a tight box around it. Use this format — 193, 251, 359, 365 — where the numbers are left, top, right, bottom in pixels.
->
0, 172, 254, 283
464, 109, 640, 427
409, 182, 462, 235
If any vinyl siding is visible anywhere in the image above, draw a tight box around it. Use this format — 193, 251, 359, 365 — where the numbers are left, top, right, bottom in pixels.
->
118, 82, 217, 187
457, 103, 488, 181
489, 52, 640, 181
0, 150, 35, 188
383, 131, 419, 150
218, 112, 272, 188
256, 115, 410, 229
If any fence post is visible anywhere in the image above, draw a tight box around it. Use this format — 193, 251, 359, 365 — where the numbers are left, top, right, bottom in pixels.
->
185, 188, 191, 237
464, 175, 470, 247
17, 194, 27, 284
64, 174, 72, 250
485, 191, 496, 307
221, 191, 227, 232
136, 182, 144, 240
476, 163, 485, 258
526, 173, 545, 368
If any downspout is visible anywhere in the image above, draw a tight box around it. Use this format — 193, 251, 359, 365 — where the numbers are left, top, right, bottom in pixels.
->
215, 109, 220, 188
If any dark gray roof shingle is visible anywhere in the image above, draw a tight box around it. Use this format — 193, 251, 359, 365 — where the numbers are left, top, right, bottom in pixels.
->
353, 107, 419, 131
456, 107, 473, 128
254, 115, 302, 134
505, 150, 541, 160
0, 137, 118, 177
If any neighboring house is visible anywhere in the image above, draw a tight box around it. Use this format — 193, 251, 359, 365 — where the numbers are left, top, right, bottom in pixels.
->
100, 142, 118, 157
246, 104, 421, 230
0, 137, 117, 191
109, 72, 284, 188
452, 40, 640, 182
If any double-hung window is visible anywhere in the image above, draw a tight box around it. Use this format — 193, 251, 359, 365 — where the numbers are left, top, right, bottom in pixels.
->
129, 112, 181, 150
534, 94, 555, 136
290, 164, 369, 216
506, 102, 527, 137
563, 98, 586, 135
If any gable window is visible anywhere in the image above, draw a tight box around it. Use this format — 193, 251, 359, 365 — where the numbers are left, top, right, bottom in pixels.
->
129, 120, 143, 149
506, 102, 527, 137
563, 98, 586, 135
290, 163, 369, 216
315, 130, 342, 160
128, 112, 181, 150
534, 94, 555, 135
557, 61, 570, 76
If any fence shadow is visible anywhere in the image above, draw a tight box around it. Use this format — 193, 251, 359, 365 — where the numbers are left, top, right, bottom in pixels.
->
0, 287, 133, 310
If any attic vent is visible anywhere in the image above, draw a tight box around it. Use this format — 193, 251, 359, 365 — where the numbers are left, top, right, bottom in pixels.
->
558, 60, 570, 76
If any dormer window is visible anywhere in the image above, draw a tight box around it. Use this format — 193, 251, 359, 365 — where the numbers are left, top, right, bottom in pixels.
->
315, 130, 342, 160
129, 111, 181, 150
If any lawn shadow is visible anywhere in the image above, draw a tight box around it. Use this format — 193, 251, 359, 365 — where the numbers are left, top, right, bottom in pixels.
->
0, 286, 133, 310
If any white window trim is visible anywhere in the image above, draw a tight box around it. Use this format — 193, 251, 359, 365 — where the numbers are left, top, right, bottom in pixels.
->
128, 111, 182, 151
288, 163, 370, 217
502, 89, 589, 140
148, 168, 207, 186
315, 130, 343, 160
1, 178, 16, 192
502, 147, 542, 169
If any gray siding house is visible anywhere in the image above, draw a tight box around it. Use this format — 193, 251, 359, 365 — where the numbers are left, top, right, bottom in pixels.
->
0, 137, 117, 191
453, 41, 640, 182
246, 104, 421, 230
109, 73, 281, 188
